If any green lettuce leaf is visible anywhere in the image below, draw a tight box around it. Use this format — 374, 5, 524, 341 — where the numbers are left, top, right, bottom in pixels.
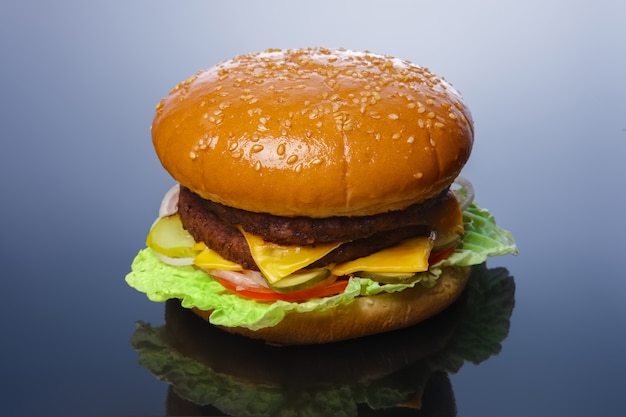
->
125, 203, 517, 330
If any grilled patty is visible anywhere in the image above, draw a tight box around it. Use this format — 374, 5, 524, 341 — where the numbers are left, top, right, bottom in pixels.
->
179, 186, 450, 245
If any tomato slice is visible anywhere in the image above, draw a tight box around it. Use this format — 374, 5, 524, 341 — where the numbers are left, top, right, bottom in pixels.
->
428, 244, 457, 265
214, 277, 349, 302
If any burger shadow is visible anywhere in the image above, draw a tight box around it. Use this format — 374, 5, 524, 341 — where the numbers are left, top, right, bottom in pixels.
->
130, 263, 515, 417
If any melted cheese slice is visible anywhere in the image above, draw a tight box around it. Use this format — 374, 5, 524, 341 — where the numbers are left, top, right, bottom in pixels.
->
331, 236, 434, 276
238, 227, 342, 284
193, 242, 243, 271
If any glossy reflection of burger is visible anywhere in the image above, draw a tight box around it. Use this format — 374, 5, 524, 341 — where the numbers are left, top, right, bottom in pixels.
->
126, 47, 517, 345
131, 264, 516, 417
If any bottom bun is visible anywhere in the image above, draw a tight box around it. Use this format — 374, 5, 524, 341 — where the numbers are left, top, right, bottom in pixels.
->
192, 266, 470, 345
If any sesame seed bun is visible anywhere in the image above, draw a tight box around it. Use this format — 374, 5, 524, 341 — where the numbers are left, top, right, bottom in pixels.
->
191, 266, 470, 345
152, 47, 473, 217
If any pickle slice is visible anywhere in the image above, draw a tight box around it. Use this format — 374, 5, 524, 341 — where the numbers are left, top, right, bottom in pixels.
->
433, 232, 462, 253
146, 214, 197, 258
268, 268, 331, 293
356, 271, 418, 284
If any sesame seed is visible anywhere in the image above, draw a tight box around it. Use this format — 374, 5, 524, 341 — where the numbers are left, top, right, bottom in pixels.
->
388, 113, 399, 120
231, 150, 243, 159
287, 154, 298, 164
189, 151, 197, 160
448, 112, 457, 120
418, 119, 425, 128
407, 135, 415, 143
427, 112, 435, 119
251, 144, 264, 153
417, 107, 426, 114
277, 143, 286, 155
311, 158, 323, 165
392, 133, 401, 140
254, 161, 262, 171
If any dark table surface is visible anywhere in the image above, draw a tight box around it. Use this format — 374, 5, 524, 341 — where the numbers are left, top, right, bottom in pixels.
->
2, 1, 625, 416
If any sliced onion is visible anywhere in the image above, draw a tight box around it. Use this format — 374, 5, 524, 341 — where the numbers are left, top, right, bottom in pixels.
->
159, 184, 180, 218
452, 176, 475, 211
154, 251, 195, 266
208, 269, 269, 289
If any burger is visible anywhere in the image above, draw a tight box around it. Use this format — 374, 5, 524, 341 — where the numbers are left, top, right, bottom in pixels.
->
130, 264, 516, 416
126, 47, 517, 345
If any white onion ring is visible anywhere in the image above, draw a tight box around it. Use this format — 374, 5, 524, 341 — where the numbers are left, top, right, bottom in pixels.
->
208, 269, 269, 289
153, 251, 195, 266
452, 176, 475, 211
159, 184, 180, 218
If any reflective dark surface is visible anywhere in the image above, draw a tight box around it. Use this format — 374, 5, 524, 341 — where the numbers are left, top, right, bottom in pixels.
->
2, 1, 625, 416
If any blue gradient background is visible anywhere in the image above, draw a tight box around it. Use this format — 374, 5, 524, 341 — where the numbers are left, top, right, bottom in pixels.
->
1, 1, 625, 416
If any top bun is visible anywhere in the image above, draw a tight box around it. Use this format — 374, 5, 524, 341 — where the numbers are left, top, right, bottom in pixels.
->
152, 48, 473, 217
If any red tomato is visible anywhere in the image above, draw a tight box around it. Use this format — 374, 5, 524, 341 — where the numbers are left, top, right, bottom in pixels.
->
215, 277, 349, 302
428, 244, 457, 265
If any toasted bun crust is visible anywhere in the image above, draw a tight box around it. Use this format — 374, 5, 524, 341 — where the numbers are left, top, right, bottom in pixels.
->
152, 48, 473, 217
191, 266, 470, 345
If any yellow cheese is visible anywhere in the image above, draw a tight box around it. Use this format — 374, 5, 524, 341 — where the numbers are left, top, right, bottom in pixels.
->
238, 228, 342, 284
331, 236, 434, 276
193, 242, 243, 271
